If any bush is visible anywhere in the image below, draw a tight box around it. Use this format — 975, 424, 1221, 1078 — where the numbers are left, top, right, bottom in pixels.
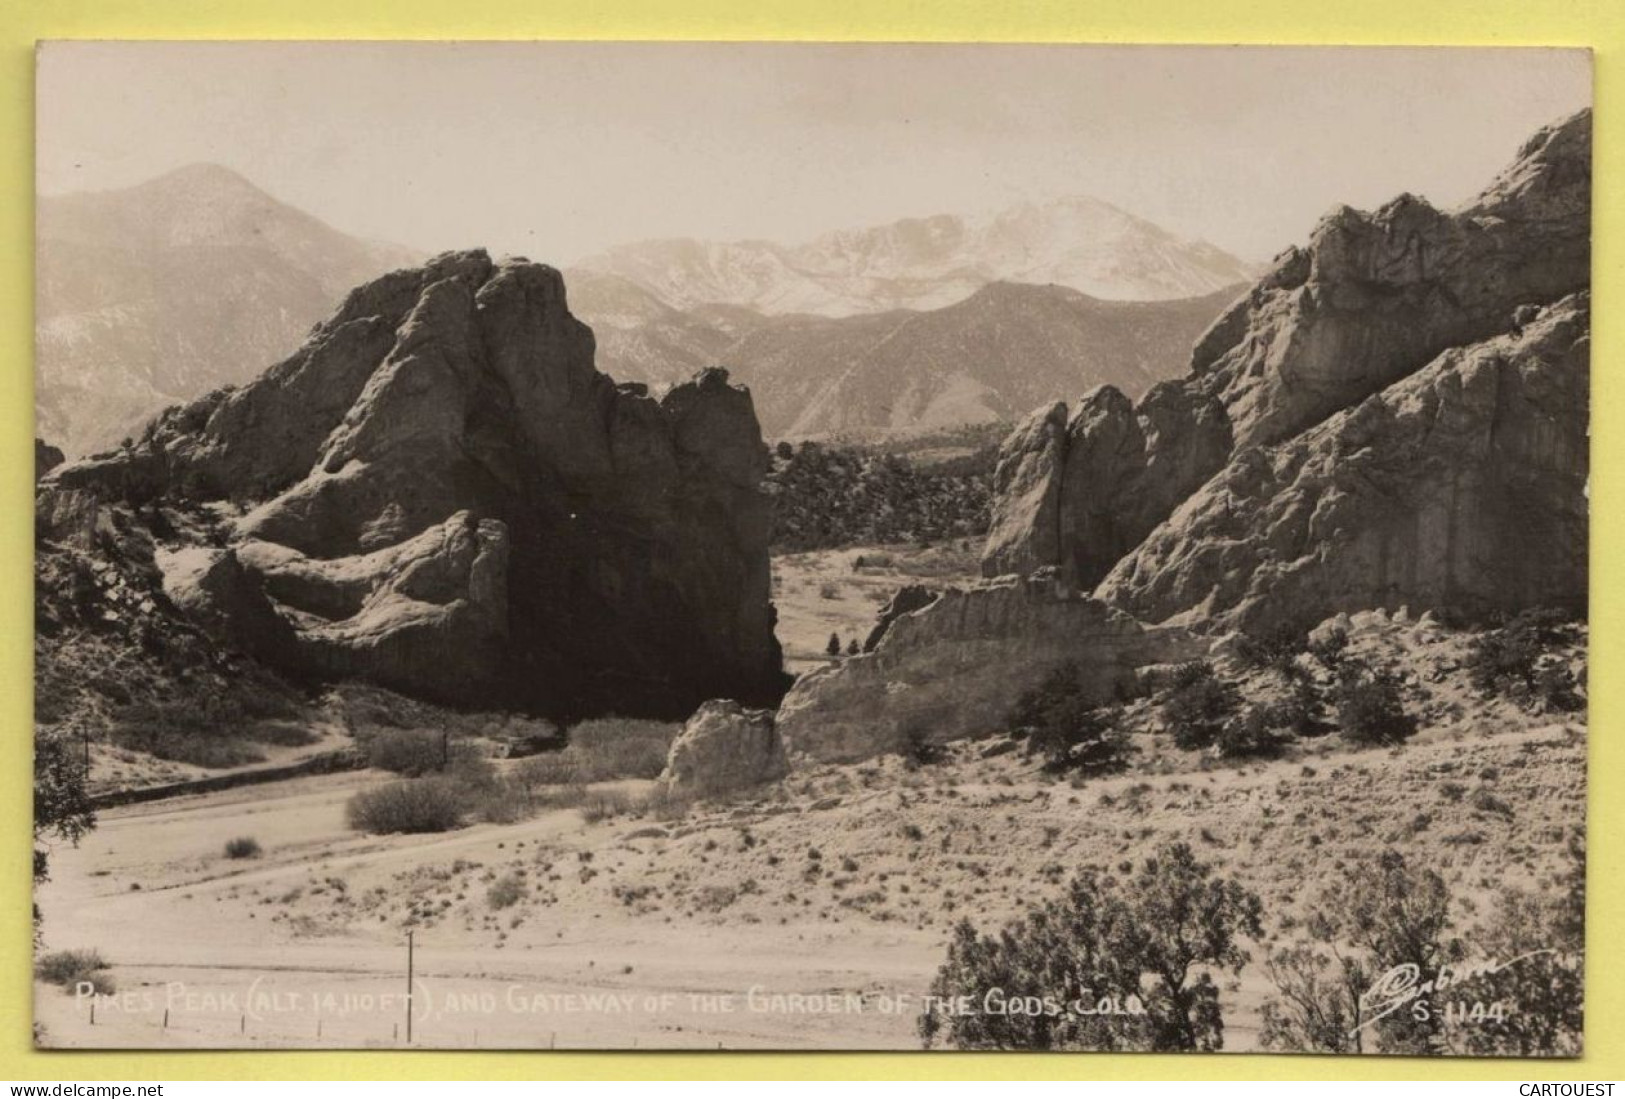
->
1331, 660, 1417, 745
1466, 609, 1583, 713
1305, 627, 1348, 670
1008, 663, 1130, 774
487, 873, 526, 910
366, 729, 446, 776
367, 725, 448, 777
223, 836, 262, 859
1216, 707, 1289, 759
35, 948, 109, 988
1233, 624, 1308, 679
901, 725, 944, 769
346, 777, 468, 834
1160, 663, 1241, 751
918, 844, 1262, 1051
565, 718, 680, 782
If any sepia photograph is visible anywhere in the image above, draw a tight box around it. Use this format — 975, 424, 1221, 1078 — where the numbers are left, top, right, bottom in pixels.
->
31, 41, 1591, 1055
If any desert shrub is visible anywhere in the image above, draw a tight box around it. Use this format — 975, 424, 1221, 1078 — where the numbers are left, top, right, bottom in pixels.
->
1160, 662, 1241, 751
579, 789, 639, 823
516, 751, 579, 789
1331, 660, 1417, 745
1008, 663, 1130, 774
474, 780, 532, 825
108, 698, 265, 768
104, 671, 309, 768
1264, 678, 1323, 737
918, 843, 1262, 1051
1305, 627, 1349, 671
445, 744, 498, 789
1216, 706, 1290, 759
567, 718, 680, 782
223, 836, 262, 860
635, 783, 698, 822
901, 726, 944, 768
346, 777, 468, 834
366, 728, 446, 776
35, 948, 111, 993
487, 873, 526, 910
1260, 850, 1461, 1054
1233, 624, 1308, 679
1465, 608, 1583, 712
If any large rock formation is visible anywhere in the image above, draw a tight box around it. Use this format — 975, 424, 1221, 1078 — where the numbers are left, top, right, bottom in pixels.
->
659, 699, 788, 797
792, 110, 1590, 766
777, 574, 1204, 763
982, 109, 1591, 595
1098, 292, 1590, 630
37, 250, 789, 716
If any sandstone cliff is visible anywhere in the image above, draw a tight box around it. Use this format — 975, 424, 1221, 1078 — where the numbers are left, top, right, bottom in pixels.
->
982, 108, 1590, 595
38, 250, 789, 716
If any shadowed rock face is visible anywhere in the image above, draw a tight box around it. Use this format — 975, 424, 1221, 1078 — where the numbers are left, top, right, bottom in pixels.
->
982, 108, 1591, 595
39, 250, 789, 717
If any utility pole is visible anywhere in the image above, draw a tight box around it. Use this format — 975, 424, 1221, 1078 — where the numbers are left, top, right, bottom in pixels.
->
405, 929, 415, 1045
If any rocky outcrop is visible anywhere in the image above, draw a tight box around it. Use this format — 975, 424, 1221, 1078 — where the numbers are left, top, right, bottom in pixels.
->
982, 108, 1591, 594
777, 573, 1204, 763
35, 439, 64, 481
1098, 293, 1590, 631
659, 699, 787, 797
37, 250, 789, 716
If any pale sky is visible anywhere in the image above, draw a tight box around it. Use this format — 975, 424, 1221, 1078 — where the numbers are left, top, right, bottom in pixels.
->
36, 42, 1591, 265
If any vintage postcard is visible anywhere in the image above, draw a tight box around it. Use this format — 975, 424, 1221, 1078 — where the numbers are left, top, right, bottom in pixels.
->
31, 42, 1590, 1054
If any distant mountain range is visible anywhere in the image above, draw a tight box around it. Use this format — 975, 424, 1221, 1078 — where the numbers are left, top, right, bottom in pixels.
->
584, 276, 1242, 439
36, 164, 419, 457
36, 165, 1247, 454
574, 196, 1254, 316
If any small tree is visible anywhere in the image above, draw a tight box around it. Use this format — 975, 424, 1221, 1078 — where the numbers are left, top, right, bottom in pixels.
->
826, 632, 842, 657
1216, 706, 1290, 759
1159, 662, 1241, 751
918, 843, 1262, 1051
1008, 663, 1130, 774
1332, 659, 1417, 745
1260, 850, 1462, 1055
34, 729, 95, 938
846, 637, 861, 655
1233, 624, 1309, 680
1465, 608, 1583, 713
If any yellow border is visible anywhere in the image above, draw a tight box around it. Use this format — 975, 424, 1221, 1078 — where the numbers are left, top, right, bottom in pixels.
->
2, 0, 1618, 1081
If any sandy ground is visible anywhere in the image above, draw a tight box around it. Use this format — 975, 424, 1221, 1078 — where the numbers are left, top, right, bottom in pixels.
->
36, 716, 1584, 1050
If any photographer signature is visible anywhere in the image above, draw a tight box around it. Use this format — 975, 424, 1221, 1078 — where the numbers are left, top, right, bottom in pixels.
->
1352, 951, 1555, 1037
